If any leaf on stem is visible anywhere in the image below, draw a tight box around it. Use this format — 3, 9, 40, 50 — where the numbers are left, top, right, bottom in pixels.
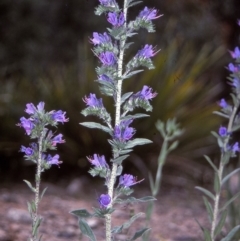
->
121, 113, 149, 121
129, 228, 150, 241
80, 122, 112, 133
40, 187, 48, 201
23, 180, 36, 193
70, 209, 93, 218
220, 191, 240, 212
214, 209, 228, 236
124, 138, 152, 149
214, 173, 221, 194
78, 219, 96, 241
121, 92, 133, 104
203, 196, 213, 222
221, 168, 240, 186
111, 155, 129, 164
195, 186, 215, 201
204, 155, 218, 173
213, 111, 229, 119
220, 225, 240, 241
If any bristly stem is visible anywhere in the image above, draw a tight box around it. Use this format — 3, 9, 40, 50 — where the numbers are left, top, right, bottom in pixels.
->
31, 130, 44, 241
210, 105, 239, 241
105, 0, 128, 240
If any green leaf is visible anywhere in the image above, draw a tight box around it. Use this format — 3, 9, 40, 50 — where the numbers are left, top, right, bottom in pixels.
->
203, 228, 212, 241
220, 191, 240, 212
23, 180, 36, 193
116, 165, 123, 176
124, 138, 152, 149
213, 111, 229, 119
130, 228, 150, 241
80, 122, 112, 133
119, 149, 133, 155
195, 186, 215, 201
168, 140, 179, 152
214, 209, 228, 236
203, 196, 213, 222
32, 217, 42, 236
222, 168, 240, 186
120, 196, 156, 204
121, 92, 133, 104
148, 172, 154, 194
78, 219, 96, 241
40, 187, 48, 201
220, 225, 240, 241
121, 113, 149, 121
111, 155, 129, 164
123, 70, 144, 79
204, 155, 218, 173
70, 209, 92, 218
112, 213, 144, 234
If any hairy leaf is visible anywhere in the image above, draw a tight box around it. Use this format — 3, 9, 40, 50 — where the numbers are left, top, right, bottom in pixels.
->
70, 209, 92, 218
80, 122, 112, 133
78, 219, 96, 241
124, 138, 152, 149
130, 228, 150, 241
195, 186, 215, 201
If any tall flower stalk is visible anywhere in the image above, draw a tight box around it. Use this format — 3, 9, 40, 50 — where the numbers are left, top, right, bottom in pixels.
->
18, 102, 68, 241
71, 0, 162, 240
196, 32, 240, 240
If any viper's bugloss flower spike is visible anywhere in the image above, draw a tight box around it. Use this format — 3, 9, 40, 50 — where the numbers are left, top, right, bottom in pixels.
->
114, 120, 135, 142
98, 194, 111, 208
137, 44, 158, 58
218, 99, 228, 109
90, 32, 111, 45
99, 51, 116, 66
98, 74, 114, 83
107, 12, 125, 27
20, 145, 34, 156
230, 47, 240, 59
25, 103, 37, 115
51, 110, 69, 123
52, 134, 65, 146
19, 117, 35, 135
134, 85, 157, 100
83, 93, 104, 108
219, 126, 228, 137
87, 154, 109, 168
138, 7, 162, 21
119, 174, 143, 188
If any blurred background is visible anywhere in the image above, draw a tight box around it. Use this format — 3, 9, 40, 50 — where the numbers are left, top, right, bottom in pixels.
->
0, 0, 240, 187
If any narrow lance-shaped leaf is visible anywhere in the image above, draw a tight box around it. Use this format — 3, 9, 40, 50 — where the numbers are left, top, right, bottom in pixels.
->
111, 155, 129, 164
204, 155, 218, 173
121, 92, 133, 104
78, 219, 96, 241
203, 196, 213, 222
70, 209, 92, 218
214, 209, 228, 237
214, 173, 221, 194
203, 228, 212, 241
220, 191, 240, 212
220, 225, 240, 241
80, 122, 112, 133
130, 228, 151, 241
23, 180, 36, 193
124, 138, 152, 149
195, 186, 215, 201
222, 168, 240, 185
40, 187, 48, 201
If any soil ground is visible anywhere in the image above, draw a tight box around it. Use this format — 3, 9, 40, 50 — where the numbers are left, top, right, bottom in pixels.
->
0, 180, 210, 241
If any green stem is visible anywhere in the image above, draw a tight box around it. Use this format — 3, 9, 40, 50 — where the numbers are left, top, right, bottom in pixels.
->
210, 105, 239, 241
31, 131, 44, 241
105, 1, 128, 240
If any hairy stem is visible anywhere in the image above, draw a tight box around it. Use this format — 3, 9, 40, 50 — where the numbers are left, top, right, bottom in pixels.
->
210, 105, 238, 240
105, 1, 128, 240
31, 131, 44, 241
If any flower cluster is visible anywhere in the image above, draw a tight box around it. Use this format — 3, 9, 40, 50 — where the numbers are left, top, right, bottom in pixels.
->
18, 102, 68, 168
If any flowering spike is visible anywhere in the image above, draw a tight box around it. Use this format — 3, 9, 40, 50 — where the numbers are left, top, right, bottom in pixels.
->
19, 117, 34, 135
90, 32, 111, 45
51, 110, 69, 123
137, 44, 158, 58
87, 154, 108, 168
107, 12, 125, 27
52, 134, 65, 146
119, 174, 143, 188
20, 146, 34, 156
83, 93, 104, 108
99, 51, 116, 66
46, 154, 62, 166
138, 7, 163, 21
134, 85, 157, 100
114, 120, 135, 142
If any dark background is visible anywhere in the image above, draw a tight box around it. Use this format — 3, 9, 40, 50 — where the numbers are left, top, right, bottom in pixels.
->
0, 0, 240, 185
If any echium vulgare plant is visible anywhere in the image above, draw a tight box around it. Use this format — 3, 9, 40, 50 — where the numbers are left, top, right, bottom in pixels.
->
70, 0, 162, 240
18, 102, 68, 241
196, 21, 240, 241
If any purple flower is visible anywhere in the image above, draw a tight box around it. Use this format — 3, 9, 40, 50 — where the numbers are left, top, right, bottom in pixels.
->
19, 117, 34, 135
219, 126, 227, 137
232, 78, 240, 88
20, 146, 34, 156
51, 110, 69, 123
218, 99, 228, 108
99, 51, 116, 66
232, 142, 240, 153
46, 154, 62, 166
90, 32, 111, 45
52, 134, 65, 146
83, 93, 104, 108
134, 85, 157, 100
119, 174, 143, 188
25, 102, 45, 115
114, 120, 135, 142
138, 7, 162, 21
107, 12, 125, 27
99, 0, 115, 6
98, 194, 111, 208
87, 154, 108, 168
137, 44, 157, 58
230, 47, 240, 59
